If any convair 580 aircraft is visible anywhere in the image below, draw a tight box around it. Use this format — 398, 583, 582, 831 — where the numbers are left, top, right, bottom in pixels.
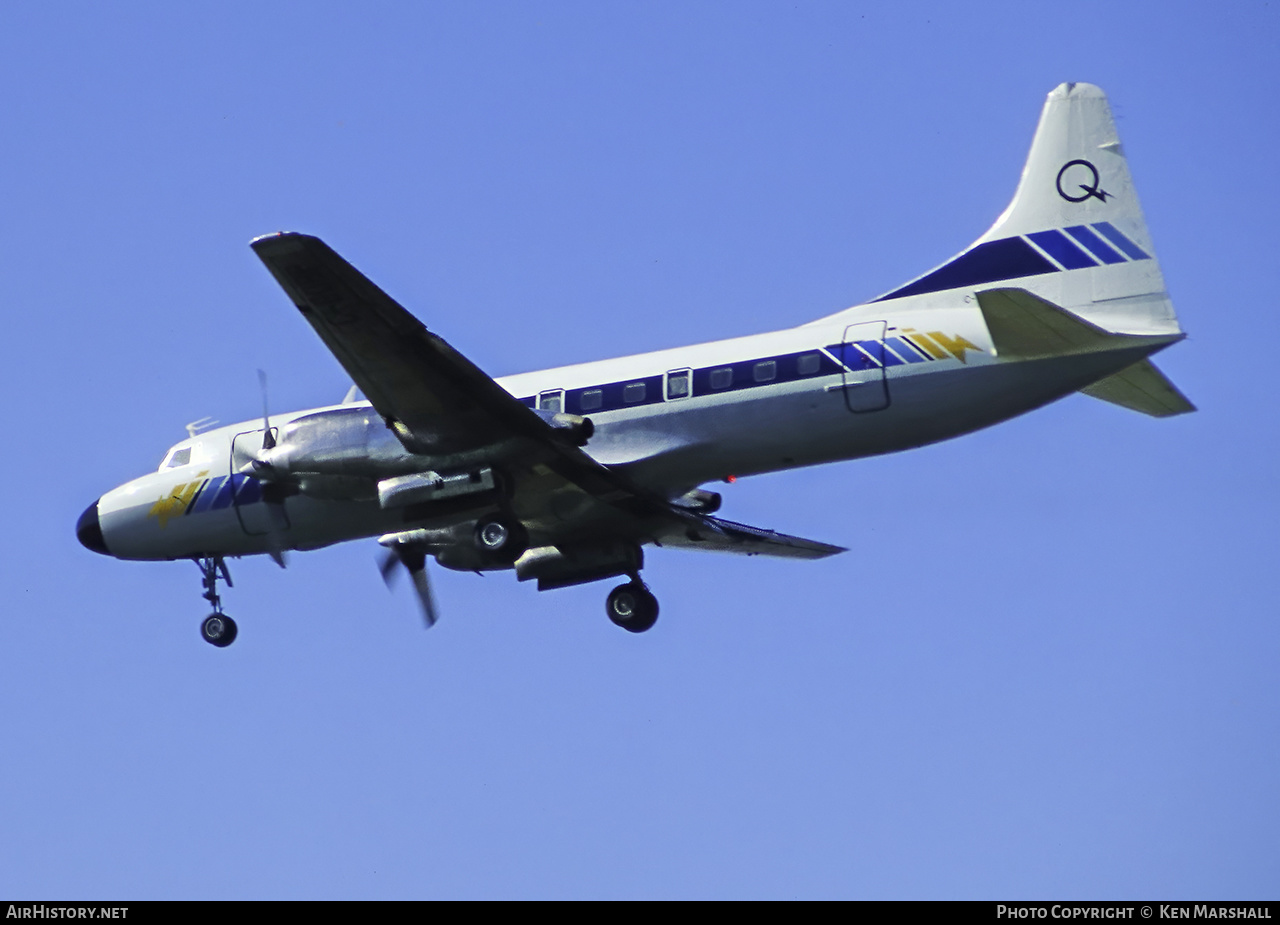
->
77, 83, 1193, 647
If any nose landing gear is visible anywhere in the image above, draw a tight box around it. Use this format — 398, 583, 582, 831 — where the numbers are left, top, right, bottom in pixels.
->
196, 556, 238, 648
200, 612, 238, 647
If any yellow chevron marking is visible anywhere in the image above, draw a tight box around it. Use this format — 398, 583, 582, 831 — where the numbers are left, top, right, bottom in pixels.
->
901, 329, 949, 360
147, 472, 209, 528
926, 332, 983, 364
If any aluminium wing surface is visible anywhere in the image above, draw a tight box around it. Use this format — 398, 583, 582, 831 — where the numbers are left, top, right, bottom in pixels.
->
250, 232, 636, 508
251, 232, 553, 456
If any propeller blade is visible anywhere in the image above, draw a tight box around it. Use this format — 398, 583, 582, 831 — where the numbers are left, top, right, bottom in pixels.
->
257, 369, 276, 450
409, 562, 439, 629
264, 502, 289, 568
379, 545, 438, 628
260, 483, 290, 569
379, 549, 401, 586
252, 369, 287, 567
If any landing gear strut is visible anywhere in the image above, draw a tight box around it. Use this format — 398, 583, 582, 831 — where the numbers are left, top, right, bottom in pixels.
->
195, 556, 238, 647
606, 578, 659, 633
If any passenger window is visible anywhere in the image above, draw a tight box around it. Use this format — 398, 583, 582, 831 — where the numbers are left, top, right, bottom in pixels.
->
579, 389, 603, 411
709, 367, 733, 390
797, 353, 821, 375
666, 369, 691, 400
623, 382, 646, 404
538, 390, 563, 413
163, 447, 191, 469
753, 360, 777, 382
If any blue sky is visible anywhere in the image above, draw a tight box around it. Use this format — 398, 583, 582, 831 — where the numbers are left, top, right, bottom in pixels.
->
2, 1, 1276, 899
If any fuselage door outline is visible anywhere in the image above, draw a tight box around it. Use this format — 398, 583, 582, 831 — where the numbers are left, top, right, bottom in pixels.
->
840, 321, 890, 413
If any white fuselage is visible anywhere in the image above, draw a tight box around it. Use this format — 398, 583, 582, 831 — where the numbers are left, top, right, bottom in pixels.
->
88, 300, 1157, 563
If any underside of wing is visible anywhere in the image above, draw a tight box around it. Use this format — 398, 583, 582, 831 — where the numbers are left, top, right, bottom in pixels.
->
655, 514, 846, 560
251, 232, 553, 455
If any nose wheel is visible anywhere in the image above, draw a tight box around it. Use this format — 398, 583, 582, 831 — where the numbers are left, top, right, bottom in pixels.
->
201, 613, 238, 647
195, 556, 238, 648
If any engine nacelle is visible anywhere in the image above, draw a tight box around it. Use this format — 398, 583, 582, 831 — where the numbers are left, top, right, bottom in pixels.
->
250, 406, 415, 478
377, 468, 497, 509
514, 543, 643, 591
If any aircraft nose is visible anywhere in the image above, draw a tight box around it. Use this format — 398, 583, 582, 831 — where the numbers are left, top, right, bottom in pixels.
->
76, 500, 110, 555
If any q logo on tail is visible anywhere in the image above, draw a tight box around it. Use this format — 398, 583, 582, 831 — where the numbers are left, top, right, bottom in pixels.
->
1056, 159, 1111, 203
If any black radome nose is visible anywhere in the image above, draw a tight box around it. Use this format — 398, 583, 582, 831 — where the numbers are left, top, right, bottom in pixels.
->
76, 501, 109, 555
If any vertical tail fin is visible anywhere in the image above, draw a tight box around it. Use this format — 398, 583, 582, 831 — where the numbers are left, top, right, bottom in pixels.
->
875, 83, 1181, 337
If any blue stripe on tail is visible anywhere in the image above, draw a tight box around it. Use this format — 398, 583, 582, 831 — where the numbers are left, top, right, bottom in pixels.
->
1091, 221, 1150, 260
1064, 225, 1126, 264
874, 237, 1057, 302
1027, 230, 1097, 269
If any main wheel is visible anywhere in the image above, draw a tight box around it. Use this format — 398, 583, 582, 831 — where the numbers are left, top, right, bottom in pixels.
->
201, 613, 238, 648
473, 515, 528, 563
606, 582, 659, 633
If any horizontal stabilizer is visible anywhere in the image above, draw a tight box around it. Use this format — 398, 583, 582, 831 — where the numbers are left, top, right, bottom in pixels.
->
975, 288, 1181, 361
1079, 359, 1196, 417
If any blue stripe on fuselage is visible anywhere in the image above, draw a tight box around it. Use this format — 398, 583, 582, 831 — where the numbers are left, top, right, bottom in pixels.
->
522, 349, 847, 414
189, 476, 226, 513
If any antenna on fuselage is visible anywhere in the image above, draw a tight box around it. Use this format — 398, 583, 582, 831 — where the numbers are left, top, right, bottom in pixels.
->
185, 416, 219, 438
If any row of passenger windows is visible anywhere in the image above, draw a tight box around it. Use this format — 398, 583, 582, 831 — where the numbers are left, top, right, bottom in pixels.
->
531, 351, 834, 414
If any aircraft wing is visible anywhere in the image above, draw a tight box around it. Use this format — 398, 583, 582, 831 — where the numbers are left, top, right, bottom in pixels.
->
656, 514, 846, 559
251, 232, 560, 456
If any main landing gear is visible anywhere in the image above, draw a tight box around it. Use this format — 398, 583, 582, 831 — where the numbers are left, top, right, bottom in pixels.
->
606, 579, 659, 634
196, 556, 238, 648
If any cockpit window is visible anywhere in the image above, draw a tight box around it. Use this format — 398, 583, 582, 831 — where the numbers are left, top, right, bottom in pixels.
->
161, 447, 192, 469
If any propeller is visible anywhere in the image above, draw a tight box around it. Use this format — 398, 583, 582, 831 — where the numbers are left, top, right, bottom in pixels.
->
258, 369, 277, 451
379, 543, 439, 628
256, 369, 289, 569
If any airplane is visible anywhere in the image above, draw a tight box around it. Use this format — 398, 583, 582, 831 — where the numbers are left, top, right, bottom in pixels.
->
76, 82, 1194, 647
